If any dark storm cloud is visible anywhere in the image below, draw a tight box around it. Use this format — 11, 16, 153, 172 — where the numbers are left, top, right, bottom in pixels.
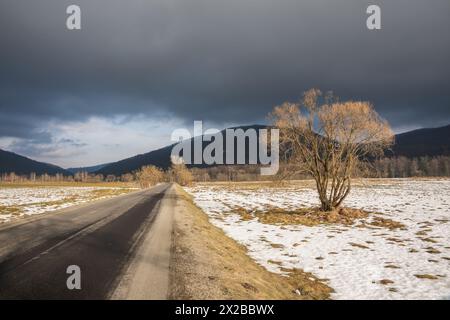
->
6, 131, 86, 158
1, 0, 449, 141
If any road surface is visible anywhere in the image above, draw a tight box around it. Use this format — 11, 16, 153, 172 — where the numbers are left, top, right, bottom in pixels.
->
0, 183, 175, 299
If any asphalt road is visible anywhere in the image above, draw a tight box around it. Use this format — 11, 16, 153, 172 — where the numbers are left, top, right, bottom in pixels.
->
0, 183, 171, 299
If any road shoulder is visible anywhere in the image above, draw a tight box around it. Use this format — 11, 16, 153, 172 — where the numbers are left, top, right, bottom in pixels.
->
111, 184, 174, 299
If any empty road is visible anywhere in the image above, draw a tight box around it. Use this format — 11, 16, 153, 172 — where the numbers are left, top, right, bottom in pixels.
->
0, 183, 174, 299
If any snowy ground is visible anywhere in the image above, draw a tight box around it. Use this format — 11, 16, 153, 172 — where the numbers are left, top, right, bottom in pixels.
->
0, 186, 137, 223
186, 179, 450, 300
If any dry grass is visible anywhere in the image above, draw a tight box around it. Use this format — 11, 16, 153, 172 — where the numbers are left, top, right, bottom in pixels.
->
193, 177, 450, 190
420, 237, 438, 244
233, 205, 408, 233
379, 279, 394, 285
281, 268, 332, 299
425, 247, 441, 254
414, 274, 439, 280
0, 187, 136, 221
193, 179, 316, 191
368, 217, 406, 230
88, 188, 134, 198
234, 207, 254, 221
0, 181, 137, 189
17, 189, 132, 208
31, 197, 80, 208
168, 185, 333, 300
0, 205, 21, 215
349, 242, 370, 249
235, 206, 369, 227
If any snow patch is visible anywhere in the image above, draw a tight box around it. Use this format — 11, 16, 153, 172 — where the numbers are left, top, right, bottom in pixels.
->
186, 179, 450, 300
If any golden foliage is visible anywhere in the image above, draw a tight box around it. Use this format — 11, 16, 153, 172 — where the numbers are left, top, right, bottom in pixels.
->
136, 165, 164, 188
270, 89, 394, 211
168, 163, 194, 186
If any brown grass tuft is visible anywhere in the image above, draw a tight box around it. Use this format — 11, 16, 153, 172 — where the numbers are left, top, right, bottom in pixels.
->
248, 207, 368, 227
281, 268, 332, 300
369, 217, 406, 230
414, 274, 438, 280
349, 242, 370, 249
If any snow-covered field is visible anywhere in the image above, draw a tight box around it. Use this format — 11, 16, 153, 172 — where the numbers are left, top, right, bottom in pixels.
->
186, 179, 450, 300
0, 186, 136, 223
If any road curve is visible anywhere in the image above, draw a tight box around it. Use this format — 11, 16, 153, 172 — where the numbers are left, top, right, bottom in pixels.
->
0, 183, 173, 300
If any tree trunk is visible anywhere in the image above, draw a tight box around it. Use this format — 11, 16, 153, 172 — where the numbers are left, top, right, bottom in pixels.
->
320, 200, 333, 212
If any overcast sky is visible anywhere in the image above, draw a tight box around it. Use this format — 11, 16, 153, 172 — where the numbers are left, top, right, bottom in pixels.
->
0, 0, 449, 167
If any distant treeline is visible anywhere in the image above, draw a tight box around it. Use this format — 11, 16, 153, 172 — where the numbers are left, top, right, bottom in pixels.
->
0, 171, 135, 183
1, 156, 449, 183
372, 156, 450, 178
190, 156, 450, 181
0, 163, 194, 187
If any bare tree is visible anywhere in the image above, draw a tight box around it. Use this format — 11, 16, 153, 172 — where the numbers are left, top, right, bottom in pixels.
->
120, 173, 135, 182
168, 163, 193, 186
105, 174, 116, 182
270, 89, 394, 211
136, 165, 164, 188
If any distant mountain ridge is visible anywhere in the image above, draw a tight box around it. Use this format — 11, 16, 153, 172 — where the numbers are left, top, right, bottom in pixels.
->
95, 145, 174, 176
0, 149, 71, 176
95, 125, 267, 176
390, 124, 450, 158
66, 163, 111, 174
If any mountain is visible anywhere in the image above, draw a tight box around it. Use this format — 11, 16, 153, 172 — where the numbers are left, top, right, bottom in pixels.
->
0, 149, 72, 176
390, 124, 450, 158
66, 163, 111, 174
96, 125, 267, 176
95, 145, 174, 176
95, 124, 450, 176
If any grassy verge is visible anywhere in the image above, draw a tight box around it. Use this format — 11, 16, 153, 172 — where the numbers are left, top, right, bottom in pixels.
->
168, 185, 332, 300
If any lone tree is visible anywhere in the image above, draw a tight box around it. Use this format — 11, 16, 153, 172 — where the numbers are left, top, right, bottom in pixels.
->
168, 162, 193, 186
136, 165, 164, 188
270, 89, 394, 211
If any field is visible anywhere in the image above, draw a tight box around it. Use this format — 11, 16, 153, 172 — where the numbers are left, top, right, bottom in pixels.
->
0, 182, 138, 224
186, 178, 450, 300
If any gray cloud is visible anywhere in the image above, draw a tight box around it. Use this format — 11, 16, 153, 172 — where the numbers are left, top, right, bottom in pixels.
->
1, 0, 449, 163
7, 132, 86, 159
